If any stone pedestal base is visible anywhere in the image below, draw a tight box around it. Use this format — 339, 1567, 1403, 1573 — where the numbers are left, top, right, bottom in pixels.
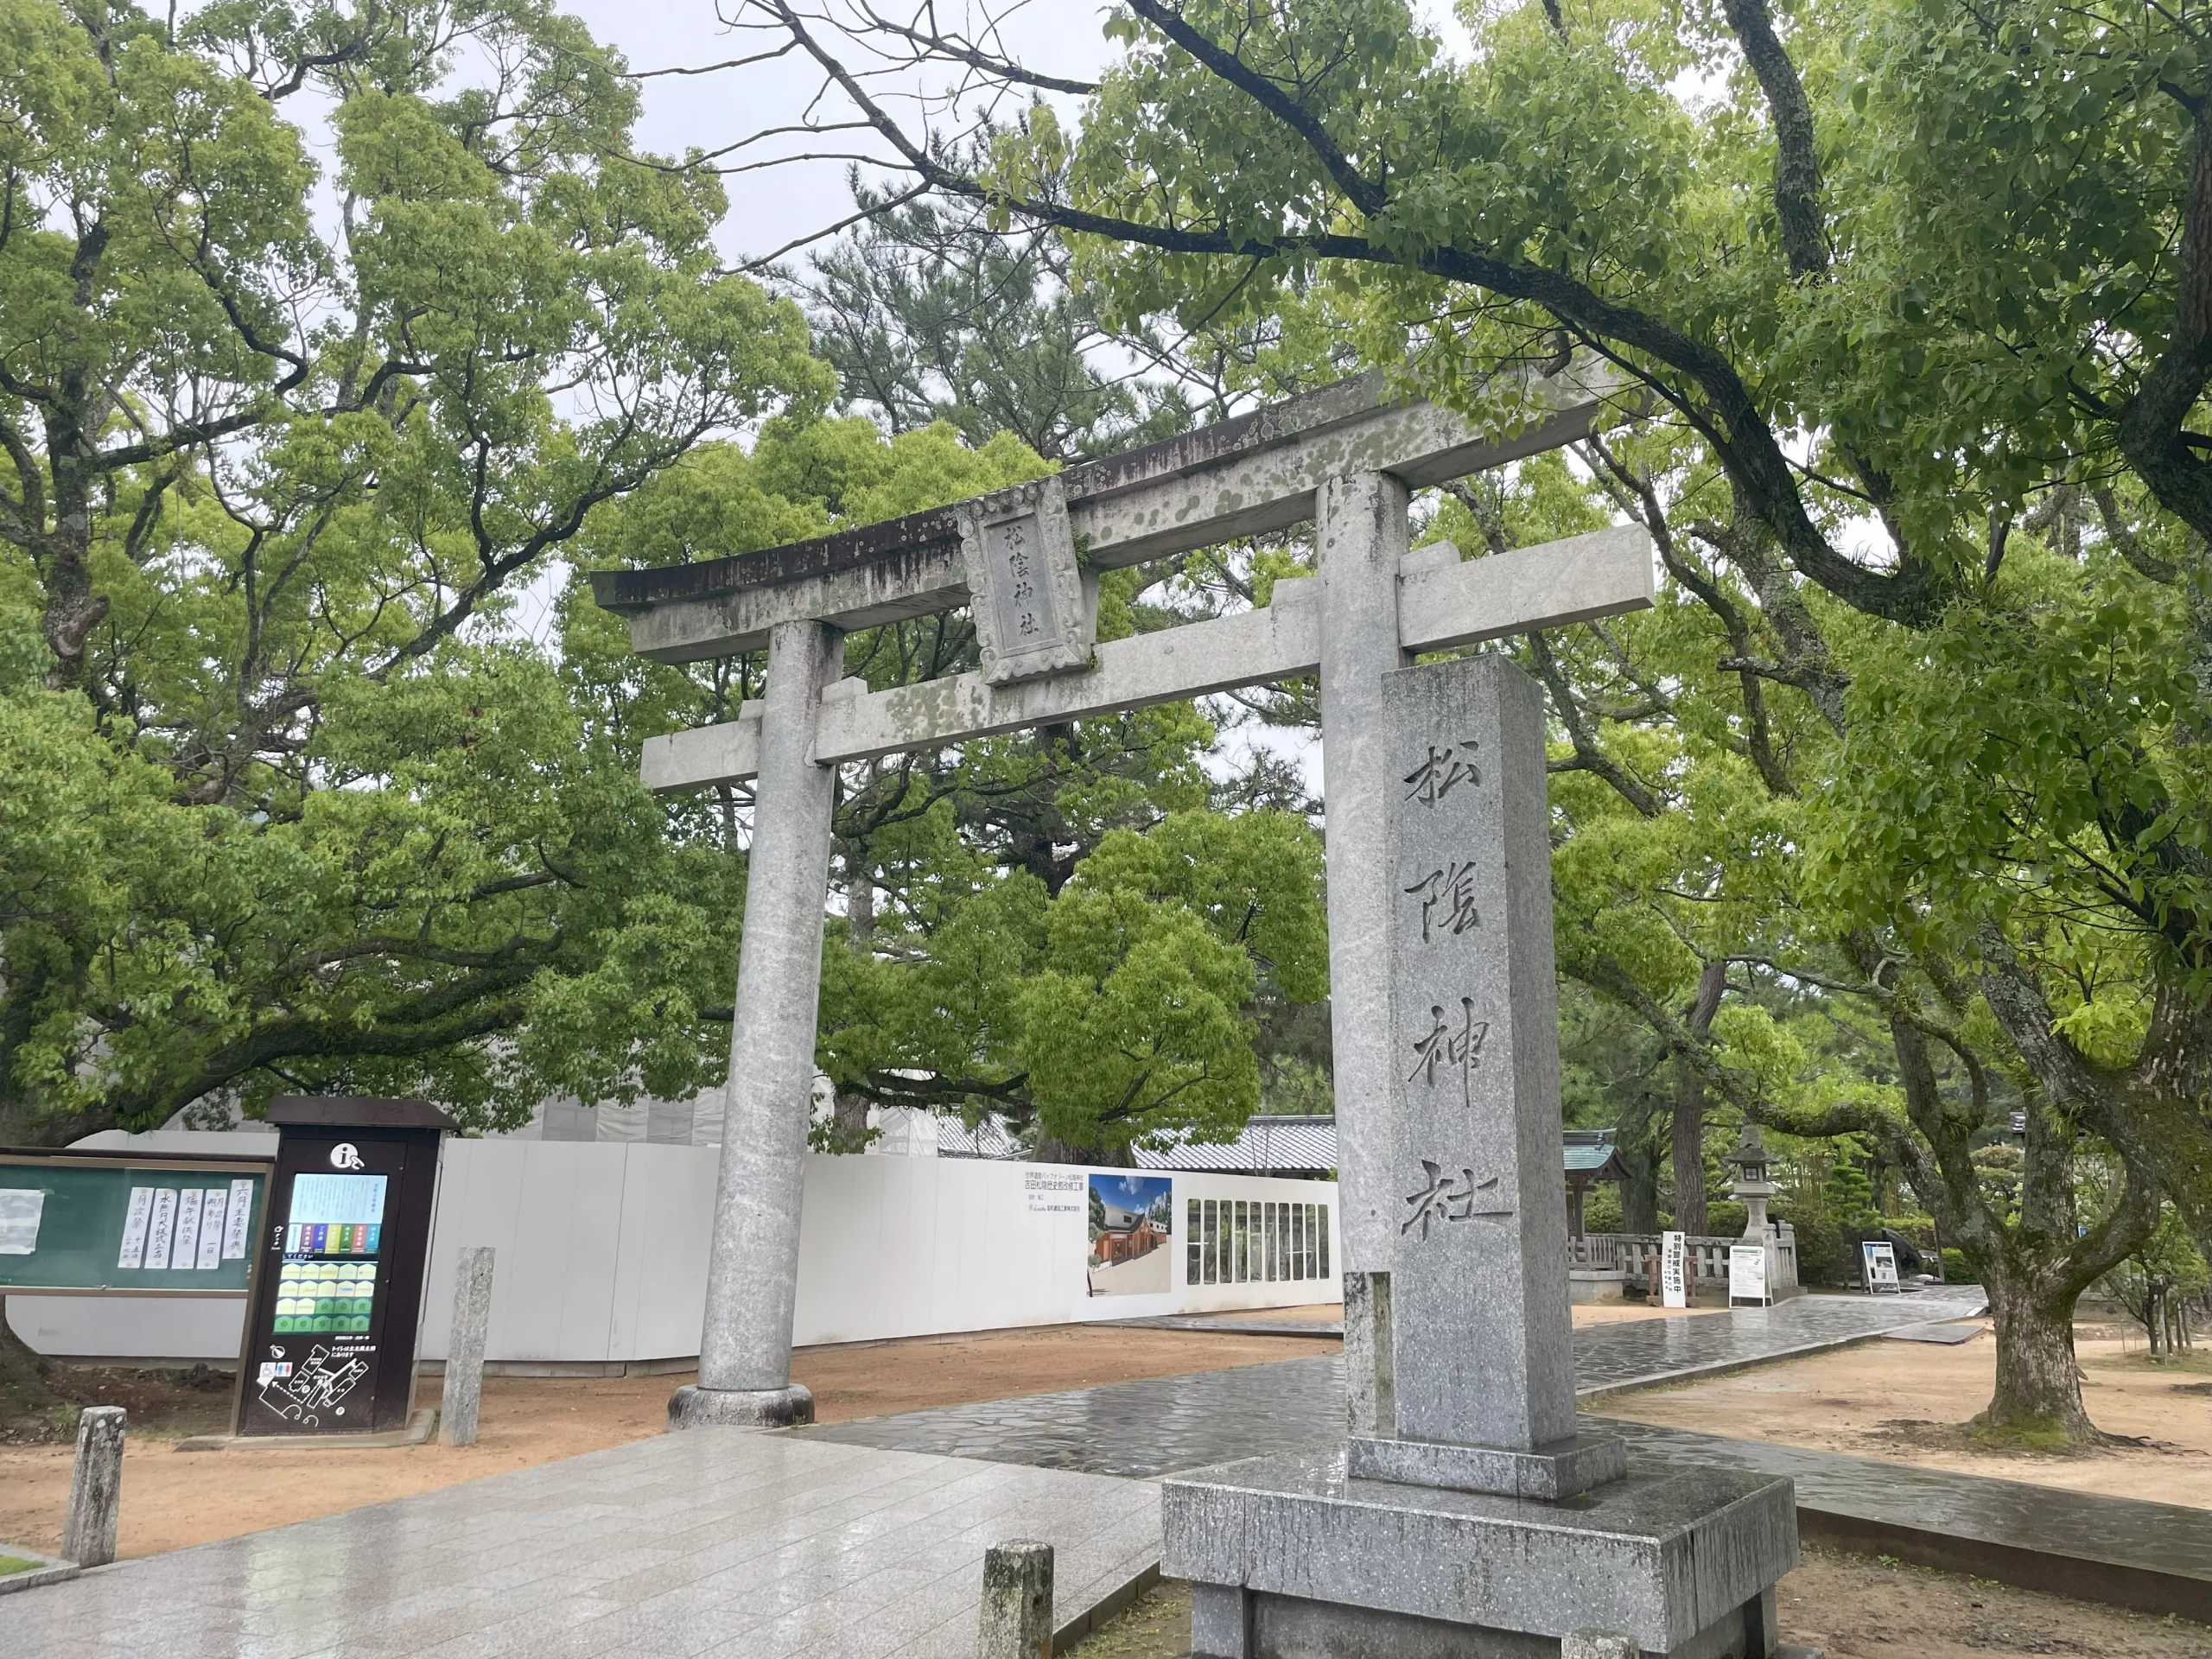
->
1164, 1447, 1797, 1658
666, 1383, 815, 1429
1347, 1432, 1627, 1499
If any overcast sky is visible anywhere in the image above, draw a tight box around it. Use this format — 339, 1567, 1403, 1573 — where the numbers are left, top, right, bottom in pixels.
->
557, 0, 1122, 270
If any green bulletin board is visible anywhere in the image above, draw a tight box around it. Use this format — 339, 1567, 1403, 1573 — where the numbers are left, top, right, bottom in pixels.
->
0, 1153, 271, 1296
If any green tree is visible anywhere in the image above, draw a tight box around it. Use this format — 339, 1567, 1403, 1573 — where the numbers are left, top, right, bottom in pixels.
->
723, 0, 2212, 1437
796, 188, 1195, 460
2100, 1205, 2209, 1355
0, 0, 826, 1141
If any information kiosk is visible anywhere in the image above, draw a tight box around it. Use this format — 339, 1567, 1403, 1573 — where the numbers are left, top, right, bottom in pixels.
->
234, 1096, 451, 1436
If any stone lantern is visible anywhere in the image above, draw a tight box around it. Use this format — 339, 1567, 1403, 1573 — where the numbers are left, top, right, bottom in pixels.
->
1725, 1122, 1779, 1239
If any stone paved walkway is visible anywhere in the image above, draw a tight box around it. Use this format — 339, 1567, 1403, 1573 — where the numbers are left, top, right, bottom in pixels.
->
3, 1432, 1160, 1659
800, 1288, 2209, 1620
804, 1288, 1988, 1477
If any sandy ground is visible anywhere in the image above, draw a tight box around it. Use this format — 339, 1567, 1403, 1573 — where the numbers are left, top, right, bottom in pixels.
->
1063, 1551, 2212, 1659
1204, 1300, 1713, 1326
1604, 1323, 2211, 1508
1571, 1299, 1727, 1325
0, 1320, 1338, 1561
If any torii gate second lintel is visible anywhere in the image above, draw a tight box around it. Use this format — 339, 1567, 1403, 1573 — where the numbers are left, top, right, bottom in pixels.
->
590, 366, 1654, 1432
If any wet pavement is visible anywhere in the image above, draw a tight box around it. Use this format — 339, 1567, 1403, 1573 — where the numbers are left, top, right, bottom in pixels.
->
3, 1432, 1161, 1659
804, 1289, 1991, 1477
800, 1287, 2210, 1618
1570, 1286, 1989, 1395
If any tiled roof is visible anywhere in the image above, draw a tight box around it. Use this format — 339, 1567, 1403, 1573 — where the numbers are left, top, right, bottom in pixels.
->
935, 1116, 1027, 1159
938, 1114, 1624, 1180
1135, 1116, 1338, 1174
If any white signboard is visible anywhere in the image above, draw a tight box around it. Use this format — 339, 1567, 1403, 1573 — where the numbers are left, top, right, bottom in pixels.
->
1023, 1169, 1084, 1214
195, 1189, 228, 1270
1861, 1239, 1900, 1294
0, 1189, 44, 1255
1660, 1230, 1688, 1308
143, 1187, 180, 1271
170, 1187, 205, 1274
1729, 1243, 1770, 1306
222, 1178, 255, 1258
118, 1185, 154, 1269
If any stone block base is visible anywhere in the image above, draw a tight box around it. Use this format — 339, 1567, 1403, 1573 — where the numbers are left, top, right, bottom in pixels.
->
666, 1383, 815, 1429
1164, 1447, 1797, 1658
1347, 1433, 1628, 1499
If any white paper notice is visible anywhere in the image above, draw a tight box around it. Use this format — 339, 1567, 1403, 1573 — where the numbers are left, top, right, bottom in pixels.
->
0, 1188, 44, 1255
171, 1188, 205, 1273
1660, 1229, 1688, 1309
223, 1179, 254, 1258
195, 1190, 227, 1269
143, 1187, 180, 1271
1728, 1243, 1769, 1306
118, 1186, 154, 1269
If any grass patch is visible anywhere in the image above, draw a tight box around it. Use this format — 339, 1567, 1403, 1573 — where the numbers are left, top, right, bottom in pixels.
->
1061, 1580, 1191, 1659
2082, 1346, 2210, 1376
1966, 1414, 2089, 1454
0, 1554, 45, 1576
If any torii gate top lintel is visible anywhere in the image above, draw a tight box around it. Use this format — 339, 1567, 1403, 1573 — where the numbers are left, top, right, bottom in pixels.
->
588, 365, 1618, 667
595, 366, 1656, 798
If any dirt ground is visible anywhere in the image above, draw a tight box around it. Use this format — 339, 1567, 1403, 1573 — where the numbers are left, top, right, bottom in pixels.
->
0, 1319, 1341, 1561
1604, 1322, 2211, 1508
1063, 1551, 2212, 1659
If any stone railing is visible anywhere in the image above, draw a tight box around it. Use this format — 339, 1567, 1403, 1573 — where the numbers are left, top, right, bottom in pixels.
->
1569, 1229, 1799, 1293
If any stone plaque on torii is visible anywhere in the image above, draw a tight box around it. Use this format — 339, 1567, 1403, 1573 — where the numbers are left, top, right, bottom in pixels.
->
592, 367, 1798, 1657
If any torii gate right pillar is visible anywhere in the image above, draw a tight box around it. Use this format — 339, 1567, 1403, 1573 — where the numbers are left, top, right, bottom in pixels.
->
1316, 470, 1409, 1436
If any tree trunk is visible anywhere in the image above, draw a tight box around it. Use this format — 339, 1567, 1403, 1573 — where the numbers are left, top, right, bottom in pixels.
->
0, 1296, 63, 1431
1979, 1269, 2097, 1443
1033, 1132, 1131, 1167
1670, 1057, 1707, 1236
829, 1091, 873, 1150
1620, 1154, 1660, 1236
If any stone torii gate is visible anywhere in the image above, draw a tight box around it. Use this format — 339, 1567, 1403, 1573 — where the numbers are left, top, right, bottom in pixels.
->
590, 368, 1652, 1432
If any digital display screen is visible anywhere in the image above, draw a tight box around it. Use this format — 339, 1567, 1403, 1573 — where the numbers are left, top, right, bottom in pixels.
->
283, 1173, 387, 1258
289, 1173, 387, 1226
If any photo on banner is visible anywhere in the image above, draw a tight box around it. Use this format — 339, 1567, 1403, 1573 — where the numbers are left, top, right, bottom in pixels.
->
1086, 1173, 1174, 1295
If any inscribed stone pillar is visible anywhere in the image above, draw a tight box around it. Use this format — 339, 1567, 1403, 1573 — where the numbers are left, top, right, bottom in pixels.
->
1317, 471, 1410, 1433
1347, 653, 1622, 1497
441, 1246, 494, 1447
671, 617, 843, 1430
61, 1404, 125, 1567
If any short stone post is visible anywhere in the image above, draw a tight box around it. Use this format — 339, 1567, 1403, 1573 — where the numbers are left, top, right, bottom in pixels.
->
977, 1539, 1054, 1659
1562, 1632, 1640, 1659
61, 1405, 126, 1567
442, 1246, 495, 1446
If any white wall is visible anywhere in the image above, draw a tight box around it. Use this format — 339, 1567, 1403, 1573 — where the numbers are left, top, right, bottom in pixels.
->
9, 1139, 1338, 1366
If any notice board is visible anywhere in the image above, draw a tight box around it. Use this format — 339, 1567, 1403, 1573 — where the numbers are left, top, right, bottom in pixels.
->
0, 1151, 272, 1296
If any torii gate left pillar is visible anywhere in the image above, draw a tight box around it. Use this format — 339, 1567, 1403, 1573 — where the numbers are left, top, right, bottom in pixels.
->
669, 617, 843, 1427
594, 371, 1641, 1430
